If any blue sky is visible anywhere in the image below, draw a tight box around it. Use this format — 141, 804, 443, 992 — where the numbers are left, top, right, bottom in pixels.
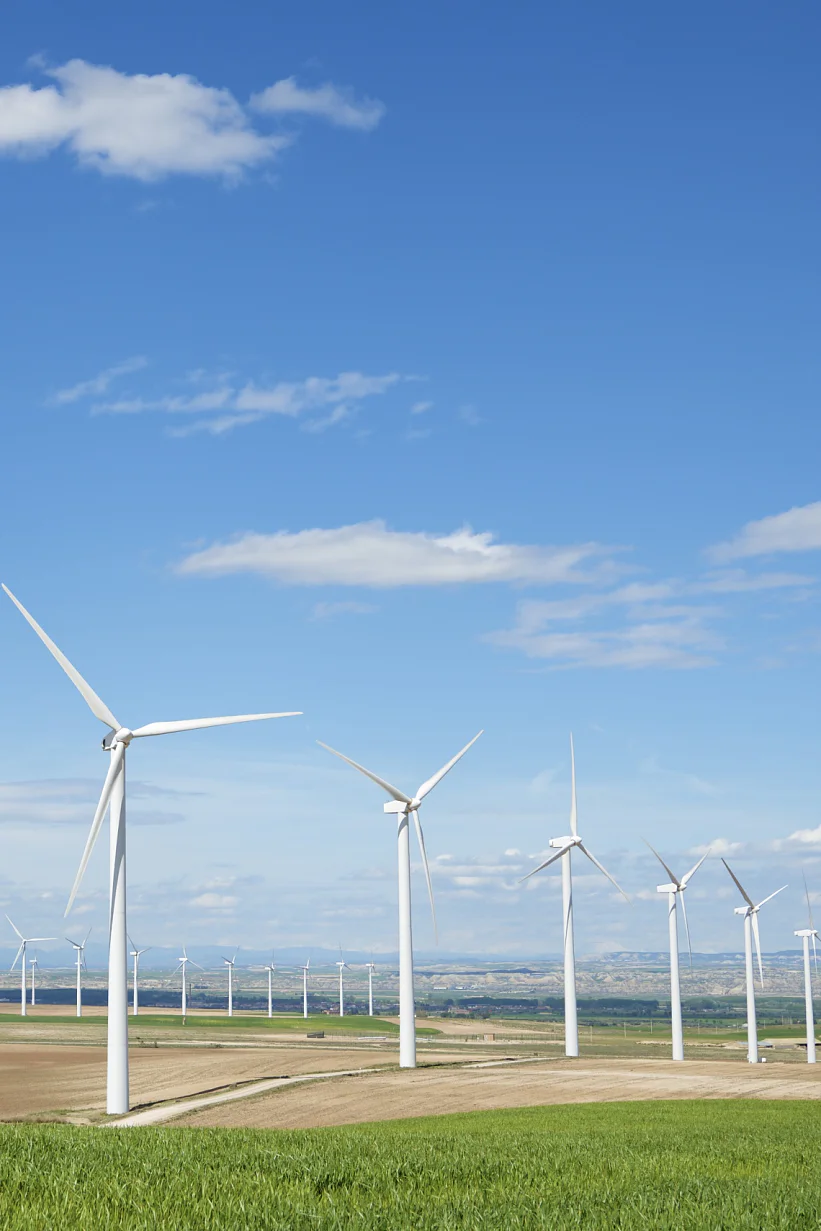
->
1, 1, 821, 964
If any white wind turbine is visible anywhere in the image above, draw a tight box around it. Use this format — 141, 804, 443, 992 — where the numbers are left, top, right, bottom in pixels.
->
301, 957, 310, 1019
129, 939, 151, 1017
366, 959, 377, 1017
521, 735, 629, 1058
336, 952, 349, 1017
644, 842, 708, 1061
223, 951, 238, 1017
66, 929, 92, 1017
29, 954, 39, 1007
3, 583, 300, 1114
795, 873, 819, 1065
723, 859, 786, 1064
7, 917, 56, 1017
264, 953, 276, 1019
174, 948, 203, 1018
318, 731, 482, 1068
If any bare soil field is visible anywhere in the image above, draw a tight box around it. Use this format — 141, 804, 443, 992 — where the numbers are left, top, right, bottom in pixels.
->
174, 1056, 821, 1130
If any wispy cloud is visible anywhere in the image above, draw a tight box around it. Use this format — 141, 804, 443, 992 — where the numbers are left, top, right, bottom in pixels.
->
310, 600, 378, 620
708, 502, 821, 563
410, 400, 433, 415
0, 779, 186, 826
52, 356, 148, 405
176, 521, 613, 587
0, 60, 384, 181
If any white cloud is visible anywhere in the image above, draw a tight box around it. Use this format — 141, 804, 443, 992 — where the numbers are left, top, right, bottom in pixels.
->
176, 521, 610, 587
189, 893, 238, 910
689, 838, 743, 857
708, 502, 821, 562
92, 370, 401, 435
0, 779, 184, 826
52, 356, 147, 404
250, 78, 385, 131
311, 600, 377, 620
776, 825, 821, 849
0, 60, 383, 181
410, 400, 433, 415
694, 569, 813, 593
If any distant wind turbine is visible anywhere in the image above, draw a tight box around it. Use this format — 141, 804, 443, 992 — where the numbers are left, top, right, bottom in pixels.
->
336, 952, 349, 1017
174, 948, 203, 1018
795, 873, 819, 1065
723, 859, 786, 1064
644, 841, 709, 1061
366, 959, 377, 1017
521, 736, 629, 1058
301, 957, 310, 1019
7, 916, 55, 1017
223, 952, 238, 1017
264, 953, 276, 1019
66, 929, 92, 1017
29, 955, 39, 1007
318, 730, 482, 1067
3, 582, 300, 1114
129, 939, 151, 1017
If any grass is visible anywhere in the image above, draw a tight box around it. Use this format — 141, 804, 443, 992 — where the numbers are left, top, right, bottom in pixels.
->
0, 1013, 440, 1036
1, 1101, 820, 1228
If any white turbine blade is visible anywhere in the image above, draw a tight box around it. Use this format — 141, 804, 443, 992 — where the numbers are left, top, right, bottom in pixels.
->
578, 842, 630, 902
812, 932, 819, 977
804, 871, 816, 932
9, 943, 24, 972
65, 937, 81, 948
65, 742, 125, 916
316, 741, 412, 804
414, 731, 483, 802
28, 937, 55, 943
132, 712, 300, 739
519, 843, 572, 883
756, 885, 787, 910
642, 839, 680, 887
721, 859, 755, 909
751, 911, 764, 987
83, 927, 92, 946
5, 915, 24, 942
2, 584, 121, 731
190, 959, 205, 971
569, 733, 577, 837
679, 893, 693, 969
680, 850, 709, 888
411, 810, 438, 943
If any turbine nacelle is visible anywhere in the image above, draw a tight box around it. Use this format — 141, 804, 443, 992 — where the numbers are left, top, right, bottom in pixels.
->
103, 728, 134, 750
657, 882, 679, 895
549, 835, 579, 850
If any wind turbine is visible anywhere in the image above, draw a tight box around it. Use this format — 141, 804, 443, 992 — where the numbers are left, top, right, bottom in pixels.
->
129, 939, 151, 1017
223, 952, 238, 1017
318, 730, 482, 1068
29, 954, 39, 1007
174, 948, 203, 1019
366, 959, 377, 1017
7, 917, 55, 1016
264, 953, 276, 1019
723, 859, 786, 1064
644, 842, 708, 1061
795, 873, 819, 1065
521, 735, 629, 1058
336, 952, 349, 1017
66, 929, 92, 1017
301, 957, 310, 1019
3, 583, 300, 1114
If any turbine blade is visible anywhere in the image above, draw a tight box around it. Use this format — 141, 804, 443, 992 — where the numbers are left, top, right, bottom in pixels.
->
804, 871, 816, 932
680, 850, 709, 888
65, 742, 125, 916
679, 893, 693, 970
316, 741, 412, 804
132, 712, 300, 739
642, 839, 680, 887
569, 733, 578, 837
414, 731, 483, 802
578, 842, 630, 902
5, 915, 24, 942
28, 937, 55, 943
2, 585, 120, 730
519, 843, 571, 883
411, 810, 438, 943
721, 859, 755, 909
813, 932, 819, 977
756, 885, 787, 910
9, 943, 24, 972
65, 937, 80, 948
752, 911, 764, 987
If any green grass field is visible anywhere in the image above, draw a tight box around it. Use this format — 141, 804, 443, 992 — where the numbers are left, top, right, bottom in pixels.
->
0, 1013, 440, 1036
1, 1101, 819, 1229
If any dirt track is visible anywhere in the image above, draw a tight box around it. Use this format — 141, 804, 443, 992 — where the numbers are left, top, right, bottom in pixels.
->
173, 1057, 821, 1129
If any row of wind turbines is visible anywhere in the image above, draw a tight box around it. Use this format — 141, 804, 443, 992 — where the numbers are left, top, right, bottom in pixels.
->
2, 583, 816, 1118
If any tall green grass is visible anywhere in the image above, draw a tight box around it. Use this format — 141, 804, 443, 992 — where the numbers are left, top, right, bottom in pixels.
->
1, 1101, 819, 1228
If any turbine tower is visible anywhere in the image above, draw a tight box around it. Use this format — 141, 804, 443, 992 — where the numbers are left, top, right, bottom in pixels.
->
366, 960, 376, 1017
318, 730, 482, 1068
264, 953, 276, 1019
795, 874, 819, 1065
66, 929, 92, 1017
723, 859, 786, 1064
336, 953, 349, 1017
301, 958, 310, 1019
521, 736, 628, 1058
223, 952, 238, 1017
129, 939, 151, 1017
3, 583, 300, 1114
644, 842, 708, 1061
174, 948, 203, 1018
29, 955, 39, 1007
7, 917, 55, 1017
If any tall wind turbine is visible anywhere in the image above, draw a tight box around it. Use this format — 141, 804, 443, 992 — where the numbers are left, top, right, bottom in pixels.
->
129, 939, 151, 1017
66, 929, 92, 1017
3, 583, 300, 1114
264, 953, 276, 1019
301, 957, 310, 1019
7, 917, 55, 1017
644, 842, 708, 1061
318, 731, 482, 1068
29, 954, 39, 1007
795, 873, 819, 1065
723, 859, 786, 1064
366, 959, 377, 1017
223, 952, 238, 1017
521, 736, 629, 1058
336, 952, 349, 1017
174, 948, 203, 1018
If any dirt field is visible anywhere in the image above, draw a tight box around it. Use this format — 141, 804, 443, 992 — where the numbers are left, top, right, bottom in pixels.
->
173, 1056, 821, 1129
